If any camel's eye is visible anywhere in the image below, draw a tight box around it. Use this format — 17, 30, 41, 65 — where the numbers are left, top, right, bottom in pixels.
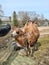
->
16, 31, 19, 34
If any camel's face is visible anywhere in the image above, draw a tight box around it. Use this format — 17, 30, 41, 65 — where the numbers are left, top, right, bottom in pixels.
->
11, 28, 23, 37
12, 28, 19, 37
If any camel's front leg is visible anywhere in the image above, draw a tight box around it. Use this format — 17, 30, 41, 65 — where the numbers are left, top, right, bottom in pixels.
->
30, 46, 35, 56
30, 43, 38, 56
25, 40, 31, 56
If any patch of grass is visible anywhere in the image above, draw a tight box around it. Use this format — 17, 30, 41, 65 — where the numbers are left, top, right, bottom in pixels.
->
34, 36, 49, 58
38, 36, 49, 45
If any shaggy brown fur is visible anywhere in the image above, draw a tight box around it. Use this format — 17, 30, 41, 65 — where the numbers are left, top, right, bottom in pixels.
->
12, 21, 40, 56
23, 22, 40, 46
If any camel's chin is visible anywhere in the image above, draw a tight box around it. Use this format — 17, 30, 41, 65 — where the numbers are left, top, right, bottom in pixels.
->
11, 34, 18, 37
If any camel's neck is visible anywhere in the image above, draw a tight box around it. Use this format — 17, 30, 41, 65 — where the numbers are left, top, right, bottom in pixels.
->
15, 37, 20, 43
15, 35, 25, 47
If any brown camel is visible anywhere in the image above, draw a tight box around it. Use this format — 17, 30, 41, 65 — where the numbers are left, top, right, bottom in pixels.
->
12, 21, 40, 56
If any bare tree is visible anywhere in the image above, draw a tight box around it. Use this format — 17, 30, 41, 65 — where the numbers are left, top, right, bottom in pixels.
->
26, 11, 40, 21
18, 11, 30, 25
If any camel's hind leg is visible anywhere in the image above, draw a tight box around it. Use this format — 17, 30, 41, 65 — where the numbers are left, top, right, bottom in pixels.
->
30, 43, 38, 56
26, 42, 36, 56
26, 44, 34, 56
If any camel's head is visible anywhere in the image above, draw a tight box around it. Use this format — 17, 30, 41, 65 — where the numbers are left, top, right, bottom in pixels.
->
11, 28, 23, 37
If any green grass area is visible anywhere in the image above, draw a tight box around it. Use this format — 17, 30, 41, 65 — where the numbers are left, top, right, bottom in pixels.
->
38, 36, 49, 51
34, 36, 49, 58
38, 36, 49, 43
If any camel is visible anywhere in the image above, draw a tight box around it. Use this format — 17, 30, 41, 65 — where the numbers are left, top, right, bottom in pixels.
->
11, 21, 40, 56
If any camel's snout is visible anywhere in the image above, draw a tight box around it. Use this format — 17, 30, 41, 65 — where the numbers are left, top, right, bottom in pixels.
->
11, 30, 18, 37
